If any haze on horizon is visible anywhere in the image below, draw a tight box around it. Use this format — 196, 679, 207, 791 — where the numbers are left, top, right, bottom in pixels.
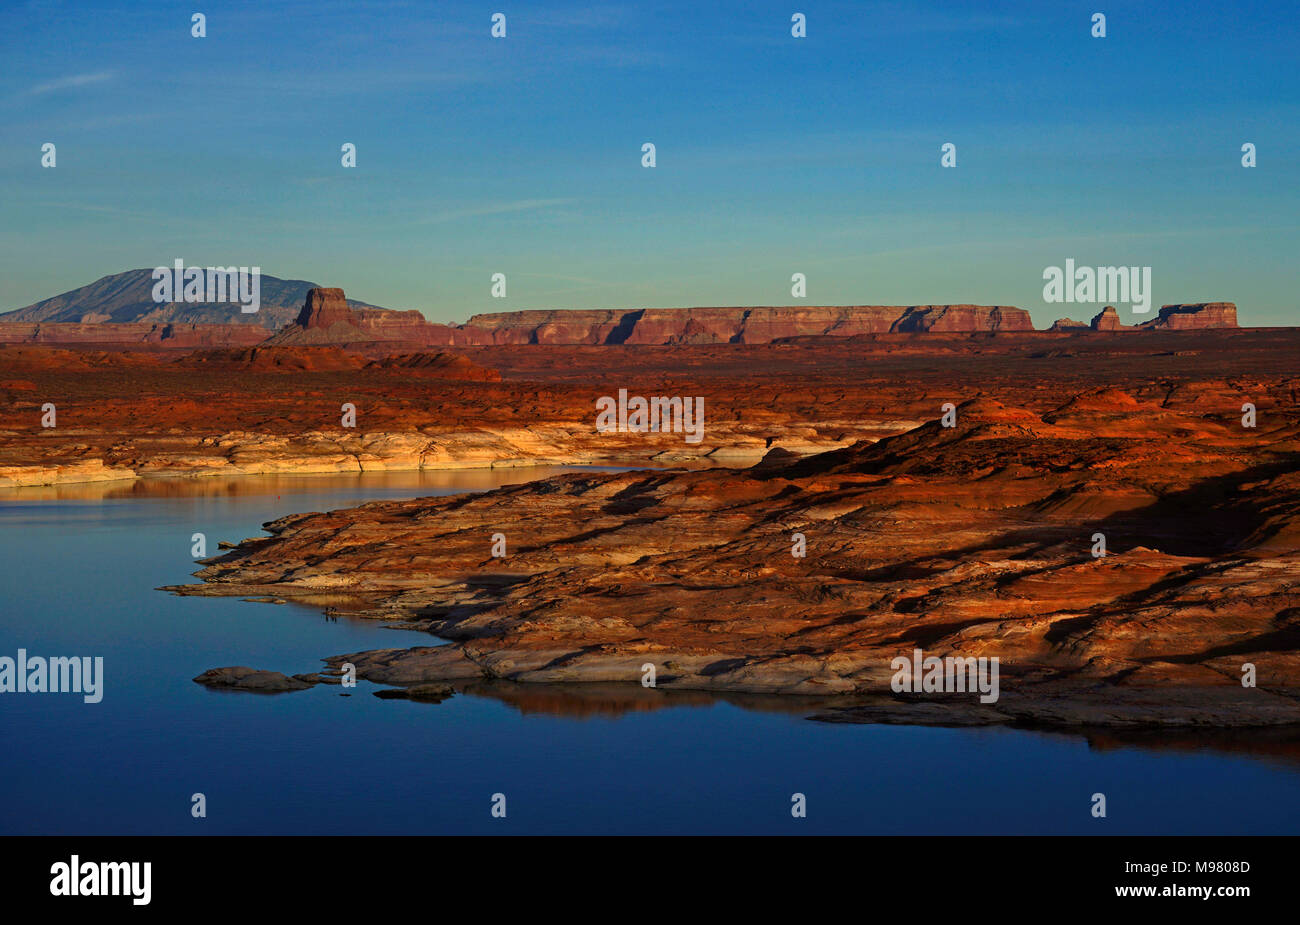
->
0, 0, 1296, 328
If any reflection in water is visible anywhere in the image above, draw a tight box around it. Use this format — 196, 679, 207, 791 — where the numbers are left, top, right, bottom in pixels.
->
460, 679, 852, 719
377, 673, 1300, 767
11, 466, 1300, 768
1077, 726, 1300, 770
2, 464, 1298, 834
0, 465, 638, 503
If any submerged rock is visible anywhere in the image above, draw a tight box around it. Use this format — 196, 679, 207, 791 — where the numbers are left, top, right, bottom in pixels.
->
372, 684, 455, 703
193, 666, 316, 693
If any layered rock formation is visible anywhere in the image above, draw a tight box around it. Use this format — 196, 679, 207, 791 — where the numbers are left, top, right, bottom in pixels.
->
461, 309, 628, 345
3, 325, 1287, 489
0, 321, 268, 348
264, 296, 1041, 349
1085, 303, 1241, 333
1090, 306, 1124, 331
463, 304, 1036, 344
262, 293, 1045, 348
2, 274, 1244, 351
1139, 302, 1239, 330
263, 287, 450, 347
173, 388, 1300, 727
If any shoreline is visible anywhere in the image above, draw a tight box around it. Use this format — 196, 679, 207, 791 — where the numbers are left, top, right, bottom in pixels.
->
10, 333, 1299, 733
0, 441, 776, 489
177, 619, 1300, 729
165, 404, 1300, 731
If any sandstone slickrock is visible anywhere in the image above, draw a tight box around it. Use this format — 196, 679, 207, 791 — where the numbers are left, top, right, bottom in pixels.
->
175, 387, 1300, 727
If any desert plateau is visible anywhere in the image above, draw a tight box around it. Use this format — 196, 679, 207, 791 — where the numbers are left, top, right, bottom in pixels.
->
8, 0, 1300, 892
3, 283, 1295, 731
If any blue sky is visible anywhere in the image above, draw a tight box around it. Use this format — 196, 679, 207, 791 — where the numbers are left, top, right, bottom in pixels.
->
1, 0, 1297, 326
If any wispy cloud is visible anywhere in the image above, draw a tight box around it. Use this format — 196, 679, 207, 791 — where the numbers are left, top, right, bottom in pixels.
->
412, 198, 576, 225
26, 71, 114, 96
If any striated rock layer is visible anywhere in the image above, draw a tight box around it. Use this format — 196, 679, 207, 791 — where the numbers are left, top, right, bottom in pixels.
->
263, 287, 448, 347
1090, 306, 1125, 331
0, 321, 268, 349
173, 386, 1300, 728
265, 294, 1240, 348
2, 326, 1295, 488
461, 304, 1037, 344
1139, 302, 1239, 330
264, 297, 1042, 348
0, 284, 1243, 350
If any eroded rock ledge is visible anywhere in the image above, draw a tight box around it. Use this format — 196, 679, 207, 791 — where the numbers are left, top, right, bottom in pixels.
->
172, 388, 1300, 728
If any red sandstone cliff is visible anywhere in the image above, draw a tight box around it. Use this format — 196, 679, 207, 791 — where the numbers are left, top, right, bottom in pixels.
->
1088, 303, 1239, 333
0, 321, 267, 349
464, 304, 1037, 344
265, 295, 1043, 348
1090, 306, 1125, 331
0, 287, 1243, 351
264, 287, 459, 347
1138, 303, 1239, 330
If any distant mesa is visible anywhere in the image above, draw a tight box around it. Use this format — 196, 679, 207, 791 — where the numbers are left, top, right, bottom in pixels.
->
1083, 303, 1240, 333
890, 305, 1032, 333
246, 291, 501, 378
267, 297, 1042, 348
1139, 302, 1238, 330
296, 286, 354, 330
1091, 306, 1124, 331
264, 287, 448, 347
0, 269, 386, 329
0, 270, 1244, 349
461, 304, 1036, 343
0, 320, 268, 349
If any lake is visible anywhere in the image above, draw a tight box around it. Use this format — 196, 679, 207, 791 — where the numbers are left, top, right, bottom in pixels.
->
1, 468, 1297, 835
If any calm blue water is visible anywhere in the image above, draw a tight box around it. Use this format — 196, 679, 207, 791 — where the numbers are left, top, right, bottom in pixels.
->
1, 469, 1297, 835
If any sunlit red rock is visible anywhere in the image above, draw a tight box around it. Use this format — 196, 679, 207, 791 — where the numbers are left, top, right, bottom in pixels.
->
1139, 302, 1239, 330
